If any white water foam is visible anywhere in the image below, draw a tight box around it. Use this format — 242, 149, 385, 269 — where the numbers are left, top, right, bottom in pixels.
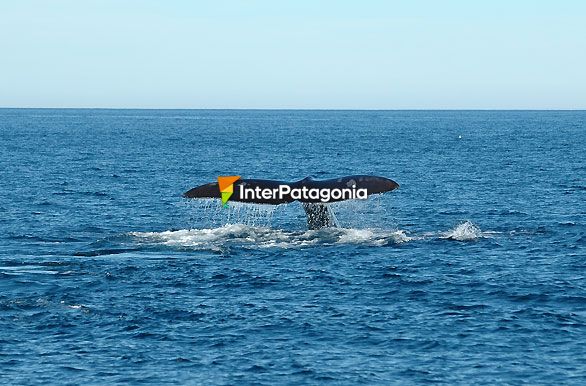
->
0, 265, 60, 275
130, 221, 497, 251
130, 224, 411, 250
439, 220, 494, 241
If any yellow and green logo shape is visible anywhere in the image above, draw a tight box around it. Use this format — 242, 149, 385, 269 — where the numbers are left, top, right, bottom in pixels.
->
218, 176, 240, 207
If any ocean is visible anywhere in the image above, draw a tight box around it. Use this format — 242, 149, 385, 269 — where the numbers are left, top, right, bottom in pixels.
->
1, 109, 585, 384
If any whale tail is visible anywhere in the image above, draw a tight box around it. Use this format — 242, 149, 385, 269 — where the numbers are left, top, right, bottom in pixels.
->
184, 175, 399, 229
302, 203, 339, 230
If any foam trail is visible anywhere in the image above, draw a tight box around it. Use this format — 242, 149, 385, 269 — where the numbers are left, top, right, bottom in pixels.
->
130, 224, 411, 251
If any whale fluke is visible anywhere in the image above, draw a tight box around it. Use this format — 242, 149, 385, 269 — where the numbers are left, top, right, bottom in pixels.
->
183, 175, 399, 229
184, 175, 398, 203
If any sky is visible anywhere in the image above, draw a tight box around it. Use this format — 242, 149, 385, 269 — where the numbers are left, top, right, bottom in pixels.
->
0, 0, 585, 109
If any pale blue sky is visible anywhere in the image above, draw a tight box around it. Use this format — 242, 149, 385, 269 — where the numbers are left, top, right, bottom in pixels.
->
1, 0, 584, 109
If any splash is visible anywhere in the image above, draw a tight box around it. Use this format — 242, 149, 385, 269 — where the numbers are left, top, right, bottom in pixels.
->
185, 200, 278, 228
440, 221, 483, 241
138, 200, 496, 252
130, 224, 409, 251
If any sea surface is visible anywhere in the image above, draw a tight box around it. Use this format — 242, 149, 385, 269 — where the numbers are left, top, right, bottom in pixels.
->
0, 109, 585, 385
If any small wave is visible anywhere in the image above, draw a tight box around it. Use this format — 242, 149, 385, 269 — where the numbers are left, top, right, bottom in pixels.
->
60, 301, 90, 312
0, 265, 60, 275
74, 248, 140, 257
9, 234, 82, 243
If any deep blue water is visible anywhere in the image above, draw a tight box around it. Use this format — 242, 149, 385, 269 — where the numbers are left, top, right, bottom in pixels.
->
1, 109, 585, 384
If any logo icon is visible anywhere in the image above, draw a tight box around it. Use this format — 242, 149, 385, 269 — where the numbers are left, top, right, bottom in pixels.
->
217, 176, 241, 207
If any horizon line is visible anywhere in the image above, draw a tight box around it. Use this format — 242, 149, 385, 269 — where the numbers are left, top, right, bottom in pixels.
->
1, 107, 585, 111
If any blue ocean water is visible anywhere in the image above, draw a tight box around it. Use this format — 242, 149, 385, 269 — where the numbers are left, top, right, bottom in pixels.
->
0, 109, 585, 384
